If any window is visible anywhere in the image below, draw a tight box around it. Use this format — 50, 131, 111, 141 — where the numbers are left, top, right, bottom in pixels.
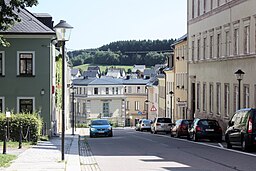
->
234, 28, 239, 55
192, 40, 195, 61
203, 0, 206, 13
225, 30, 230, 56
216, 83, 221, 114
197, 82, 200, 110
209, 83, 213, 113
112, 87, 115, 94
197, 38, 201, 60
17, 52, 35, 76
224, 84, 230, 117
103, 102, 110, 117
210, 0, 213, 10
115, 87, 118, 94
17, 97, 34, 113
203, 37, 207, 59
0, 52, 5, 76
243, 85, 250, 108
192, 0, 195, 18
244, 25, 250, 54
126, 101, 130, 110
124, 86, 127, 93
234, 85, 239, 112
203, 83, 206, 111
0, 97, 4, 113
197, 0, 200, 16
106, 87, 109, 94
217, 0, 220, 6
135, 101, 139, 111
94, 88, 98, 95
217, 33, 221, 57
209, 35, 213, 58
83, 102, 86, 117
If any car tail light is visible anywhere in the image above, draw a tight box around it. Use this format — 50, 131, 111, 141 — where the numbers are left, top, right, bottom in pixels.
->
248, 117, 253, 133
196, 126, 201, 132
156, 123, 161, 126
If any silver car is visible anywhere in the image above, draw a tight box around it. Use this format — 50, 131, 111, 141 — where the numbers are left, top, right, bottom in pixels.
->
135, 119, 152, 131
151, 117, 172, 134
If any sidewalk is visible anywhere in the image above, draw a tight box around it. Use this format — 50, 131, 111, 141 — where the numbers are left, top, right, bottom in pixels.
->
0, 128, 100, 171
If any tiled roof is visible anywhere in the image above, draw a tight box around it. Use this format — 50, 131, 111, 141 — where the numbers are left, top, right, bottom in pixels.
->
0, 6, 55, 34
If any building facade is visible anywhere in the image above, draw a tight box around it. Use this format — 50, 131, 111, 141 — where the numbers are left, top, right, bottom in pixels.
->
187, 0, 256, 130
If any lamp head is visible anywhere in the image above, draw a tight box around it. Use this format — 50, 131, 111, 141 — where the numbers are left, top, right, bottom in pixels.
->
54, 20, 73, 41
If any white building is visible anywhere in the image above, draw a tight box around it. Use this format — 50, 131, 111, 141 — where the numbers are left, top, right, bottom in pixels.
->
187, 0, 256, 130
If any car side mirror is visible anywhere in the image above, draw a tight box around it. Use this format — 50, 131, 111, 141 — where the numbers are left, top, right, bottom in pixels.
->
228, 121, 234, 126
88, 124, 91, 127
110, 123, 113, 126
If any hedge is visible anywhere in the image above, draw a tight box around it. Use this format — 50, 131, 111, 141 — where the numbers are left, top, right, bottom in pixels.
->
0, 113, 43, 143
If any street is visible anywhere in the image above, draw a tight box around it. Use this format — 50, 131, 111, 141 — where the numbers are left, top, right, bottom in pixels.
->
87, 128, 256, 171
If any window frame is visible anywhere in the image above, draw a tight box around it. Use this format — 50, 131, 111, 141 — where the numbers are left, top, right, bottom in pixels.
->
216, 83, 221, 115
17, 51, 35, 76
0, 51, 5, 76
209, 83, 214, 113
17, 97, 35, 113
224, 84, 230, 117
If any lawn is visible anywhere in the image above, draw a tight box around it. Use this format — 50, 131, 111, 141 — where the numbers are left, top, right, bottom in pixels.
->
0, 154, 16, 167
74, 64, 133, 72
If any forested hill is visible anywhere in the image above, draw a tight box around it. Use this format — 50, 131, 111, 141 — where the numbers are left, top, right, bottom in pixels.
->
68, 39, 175, 67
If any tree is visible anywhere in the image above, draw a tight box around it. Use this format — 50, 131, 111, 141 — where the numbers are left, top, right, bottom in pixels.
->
0, 0, 38, 46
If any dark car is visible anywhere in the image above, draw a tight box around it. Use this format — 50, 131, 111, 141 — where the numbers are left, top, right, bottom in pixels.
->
188, 118, 222, 142
171, 119, 193, 138
225, 108, 256, 151
89, 119, 113, 138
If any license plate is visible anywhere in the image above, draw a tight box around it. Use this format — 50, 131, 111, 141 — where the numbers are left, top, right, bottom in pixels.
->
206, 129, 214, 131
98, 131, 104, 133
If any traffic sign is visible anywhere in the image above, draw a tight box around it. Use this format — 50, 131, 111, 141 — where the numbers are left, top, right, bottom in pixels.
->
151, 105, 157, 111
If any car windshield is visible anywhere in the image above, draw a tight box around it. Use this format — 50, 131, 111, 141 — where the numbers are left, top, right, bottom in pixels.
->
183, 120, 192, 125
157, 118, 172, 123
142, 120, 151, 124
199, 120, 218, 126
91, 120, 109, 125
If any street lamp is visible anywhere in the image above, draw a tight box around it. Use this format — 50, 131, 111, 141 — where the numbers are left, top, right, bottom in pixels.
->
145, 100, 149, 119
54, 20, 73, 161
169, 91, 174, 121
234, 69, 245, 110
70, 85, 75, 135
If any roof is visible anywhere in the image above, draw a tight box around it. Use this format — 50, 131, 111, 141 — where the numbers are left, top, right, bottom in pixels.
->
123, 78, 150, 85
82, 70, 99, 78
71, 68, 80, 76
143, 69, 156, 76
171, 34, 188, 46
88, 66, 100, 71
0, 5, 55, 34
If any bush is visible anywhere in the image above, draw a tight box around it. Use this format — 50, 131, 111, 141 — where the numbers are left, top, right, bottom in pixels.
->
0, 113, 43, 143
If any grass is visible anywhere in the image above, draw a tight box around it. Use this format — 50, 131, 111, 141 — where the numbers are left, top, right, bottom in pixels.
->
74, 64, 133, 72
0, 141, 33, 149
0, 154, 16, 167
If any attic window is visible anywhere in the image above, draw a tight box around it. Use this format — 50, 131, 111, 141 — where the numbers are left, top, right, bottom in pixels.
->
182, 56, 184, 60
176, 56, 180, 60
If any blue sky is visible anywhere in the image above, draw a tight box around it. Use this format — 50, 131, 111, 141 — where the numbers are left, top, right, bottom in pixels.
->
30, 0, 187, 50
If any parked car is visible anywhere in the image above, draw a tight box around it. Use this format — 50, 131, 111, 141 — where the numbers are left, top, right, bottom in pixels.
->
188, 118, 222, 142
151, 117, 172, 134
225, 108, 256, 151
171, 119, 193, 138
89, 119, 113, 138
135, 119, 152, 131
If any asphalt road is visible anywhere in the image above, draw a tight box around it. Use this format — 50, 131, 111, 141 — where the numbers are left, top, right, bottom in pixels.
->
87, 128, 256, 171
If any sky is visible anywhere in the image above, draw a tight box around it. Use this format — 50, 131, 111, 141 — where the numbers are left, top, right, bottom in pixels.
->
29, 0, 187, 51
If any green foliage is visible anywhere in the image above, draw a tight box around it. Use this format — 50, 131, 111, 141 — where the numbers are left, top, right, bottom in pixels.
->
0, 154, 16, 167
74, 64, 133, 73
0, 113, 43, 142
68, 39, 174, 67
0, 0, 38, 47
55, 56, 62, 109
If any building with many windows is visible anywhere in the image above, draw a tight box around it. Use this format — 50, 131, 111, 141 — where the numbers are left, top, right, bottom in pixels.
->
187, 0, 256, 129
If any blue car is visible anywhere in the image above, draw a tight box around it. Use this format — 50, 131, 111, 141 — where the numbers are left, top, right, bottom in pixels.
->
89, 119, 113, 138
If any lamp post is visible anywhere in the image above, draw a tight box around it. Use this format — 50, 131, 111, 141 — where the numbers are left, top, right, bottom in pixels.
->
6, 111, 11, 141
169, 91, 174, 121
54, 20, 73, 161
70, 85, 75, 135
145, 100, 149, 119
234, 69, 245, 110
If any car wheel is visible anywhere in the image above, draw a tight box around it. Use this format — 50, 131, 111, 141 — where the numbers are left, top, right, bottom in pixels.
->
90, 134, 93, 138
241, 138, 250, 152
225, 135, 232, 149
170, 132, 174, 137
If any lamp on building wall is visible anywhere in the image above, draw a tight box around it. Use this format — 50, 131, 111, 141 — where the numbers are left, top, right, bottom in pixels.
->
234, 69, 245, 110
54, 20, 73, 161
40, 89, 45, 95
169, 91, 174, 121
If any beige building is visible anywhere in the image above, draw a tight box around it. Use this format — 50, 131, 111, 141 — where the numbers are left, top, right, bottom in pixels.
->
172, 34, 188, 121
187, 0, 256, 130
145, 78, 159, 121
164, 69, 175, 122
158, 74, 166, 118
